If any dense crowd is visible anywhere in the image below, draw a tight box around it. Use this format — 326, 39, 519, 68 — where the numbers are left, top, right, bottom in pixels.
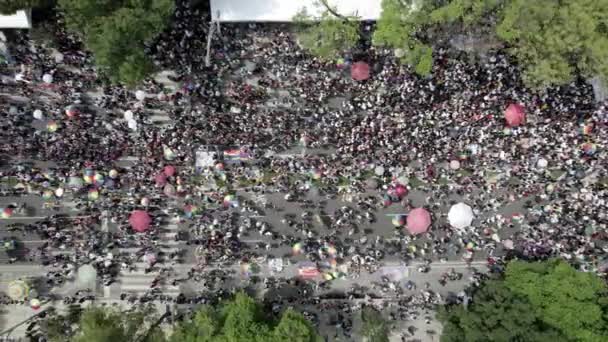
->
1, 1, 608, 340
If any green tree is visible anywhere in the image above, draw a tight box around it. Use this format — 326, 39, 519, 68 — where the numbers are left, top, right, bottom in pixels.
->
294, 0, 360, 60
171, 292, 321, 342
58, 0, 174, 86
505, 259, 608, 342
44, 306, 166, 342
438, 280, 569, 342
0, 0, 50, 14
360, 306, 390, 342
496, 0, 608, 88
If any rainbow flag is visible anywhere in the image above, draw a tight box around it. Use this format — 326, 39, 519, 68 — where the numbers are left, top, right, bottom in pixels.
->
224, 148, 252, 162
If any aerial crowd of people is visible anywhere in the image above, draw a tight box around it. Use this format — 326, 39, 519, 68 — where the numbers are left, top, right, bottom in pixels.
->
1, 1, 608, 340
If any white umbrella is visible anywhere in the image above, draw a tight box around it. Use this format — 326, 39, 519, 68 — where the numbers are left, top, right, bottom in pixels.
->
537, 158, 548, 169
448, 202, 474, 229
374, 165, 385, 176
42, 74, 53, 84
127, 119, 138, 131
449, 160, 461, 170
394, 48, 405, 58
124, 110, 134, 121
76, 264, 97, 287
135, 90, 146, 101
33, 109, 43, 120
157, 92, 167, 101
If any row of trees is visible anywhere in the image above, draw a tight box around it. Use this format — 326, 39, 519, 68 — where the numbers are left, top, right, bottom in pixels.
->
42, 293, 322, 342
1, 0, 174, 86
439, 259, 608, 342
296, 0, 608, 89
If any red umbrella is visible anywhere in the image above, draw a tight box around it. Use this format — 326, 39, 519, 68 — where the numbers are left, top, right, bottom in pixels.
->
394, 184, 408, 198
154, 173, 167, 187
504, 103, 525, 127
406, 208, 431, 235
163, 165, 176, 177
129, 210, 151, 233
351, 62, 370, 81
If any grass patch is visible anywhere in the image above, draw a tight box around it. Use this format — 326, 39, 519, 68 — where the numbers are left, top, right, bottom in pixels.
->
409, 176, 426, 189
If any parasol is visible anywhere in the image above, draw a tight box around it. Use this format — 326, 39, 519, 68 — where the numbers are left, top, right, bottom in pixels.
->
7, 280, 29, 300
129, 210, 152, 233
448, 202, 474, 229
351, 62, 370, 81
155, 173, 167, 187
135, 90, 146, 101
42, 74, 53, 84
406, 208, 431, 234
33, 109, 43, 120
504, 103, 525, 127
391, 214, 406, 227
163, 165, 176, 177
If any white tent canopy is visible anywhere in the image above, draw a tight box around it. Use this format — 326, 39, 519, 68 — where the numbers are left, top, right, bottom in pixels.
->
210, 0, 382, 22
0, 10, 31, 29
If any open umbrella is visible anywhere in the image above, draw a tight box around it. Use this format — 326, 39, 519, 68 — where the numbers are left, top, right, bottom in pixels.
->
124, 110, 134, 121
448, 203, 474, 229
143, 252, 157, 264
1, 207, 13, 219
129, 210, 151, 233
65, 105, 78, 118
298, 262, 320, 279
351, 62, 370, 81
42, 74, 53, 84
163, 165, 176, 177
33, 109, 43, 120
505, 103, 525, 127
155, 173, 167, 187
407, 208, 431, 234
7, 280, 29, 300
29, 298, 41, 310
391, 215, 406, 227
394, 184, 408, 198
163, 183, 176, 197
135, 90, 146, 101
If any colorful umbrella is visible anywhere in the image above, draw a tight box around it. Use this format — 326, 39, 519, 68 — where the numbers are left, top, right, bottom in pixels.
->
223, 194, 238, 208
88, 188, 99, 201
30, 298, 41, 310
164, 165, 176, 177
155, 173, 167, 187
392, 215, 406, 227
581, 142, 597, 156
394, 184, 408, 198
129, 210, 152, 233
406, 208, 431, 234
1, 207, 13, 218
46, 121, 59, 132
42, 190, 53, 200
292, 242, 303, 255
311, 169, 322, 180
7, 280, 29, 300
65, 105, 78, 118
184, 205, 198, 218
504, 103, 525, 127
351, 62, 370, 81
580, 123, 593, 135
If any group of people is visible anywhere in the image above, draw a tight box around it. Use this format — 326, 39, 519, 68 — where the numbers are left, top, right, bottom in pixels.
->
1, 1, 608, 340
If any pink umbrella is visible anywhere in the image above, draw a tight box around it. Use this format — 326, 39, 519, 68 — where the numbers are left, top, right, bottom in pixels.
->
163, 165, 176, 177
154, 173, 167, 187
406, 208, 431, 235
351, 62, 370, 81
504, 103, 525, 127
129, 210, 151, 233
394, 184, 408, 198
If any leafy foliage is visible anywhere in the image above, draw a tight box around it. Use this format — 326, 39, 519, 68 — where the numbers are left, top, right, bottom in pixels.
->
44, 306, 166, 342
170, 292, 321, 342
58, 0, 174, 86
294, 4, 360, 60
360, 306, 390, 342
505, 259, 608, 341
439, 280, 569, 342
439, 259, 608, 342
496, 0, 608, 88
0, 0, 49, 14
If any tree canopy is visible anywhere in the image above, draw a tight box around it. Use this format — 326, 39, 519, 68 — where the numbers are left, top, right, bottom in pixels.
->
360, 306, 390, 342
170, 292, 321, 342
44, 305, 166, 342
58, 0, 173, 86
297, 0, 608, 88
439, 259, 608, 342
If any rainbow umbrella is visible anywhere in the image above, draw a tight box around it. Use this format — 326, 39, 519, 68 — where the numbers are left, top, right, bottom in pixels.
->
336, 57, 345, 68
109, 169, 119, 179
581, 142, 597, 156
46, 121, 59, 132
391, 215, 406, 227
184, 205, 198, 218
7, 280, 29, 300
223, 194, 238, 208
29, 298, 41, 310
93, 172, 104, 185
83, 169, 95, 184
580, 123, 593, 135
292, 242, 303, 255
1, 207, 13, 218
310, 169, 322, 180
88, 188, 99, 201
42, 190, 53, 200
